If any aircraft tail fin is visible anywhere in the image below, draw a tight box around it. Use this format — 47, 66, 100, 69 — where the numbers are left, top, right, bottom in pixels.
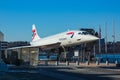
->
32, 24, 41, 41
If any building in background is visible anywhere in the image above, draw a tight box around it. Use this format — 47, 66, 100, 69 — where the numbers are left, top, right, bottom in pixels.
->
0, 31, 7, 60
8, 41, 30, 48
0, 31, 4, 41
0, 31, 8, 53
0, 41, 8, 50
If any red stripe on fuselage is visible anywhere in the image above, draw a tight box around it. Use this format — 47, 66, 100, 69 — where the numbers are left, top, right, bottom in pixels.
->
66, 32, 74, 35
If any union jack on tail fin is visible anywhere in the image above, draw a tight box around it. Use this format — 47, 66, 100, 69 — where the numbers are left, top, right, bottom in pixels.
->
32, 24, 41, 41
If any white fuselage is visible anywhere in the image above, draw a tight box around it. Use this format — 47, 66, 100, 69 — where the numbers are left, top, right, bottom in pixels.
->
30, 30, 99, 47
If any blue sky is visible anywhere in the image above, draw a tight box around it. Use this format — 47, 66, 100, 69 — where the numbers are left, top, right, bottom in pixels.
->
0, 0, 120, 41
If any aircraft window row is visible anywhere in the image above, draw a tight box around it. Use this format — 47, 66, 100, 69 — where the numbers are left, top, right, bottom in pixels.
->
78, 32, 88, 35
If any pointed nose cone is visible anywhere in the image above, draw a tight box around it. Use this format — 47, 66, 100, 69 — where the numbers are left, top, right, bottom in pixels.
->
90, 36, 99, 41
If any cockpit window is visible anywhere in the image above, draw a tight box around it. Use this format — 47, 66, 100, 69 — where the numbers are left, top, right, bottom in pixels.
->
78, 31, 88, 35
78, 32, 82, 35
82, 32, 88, 35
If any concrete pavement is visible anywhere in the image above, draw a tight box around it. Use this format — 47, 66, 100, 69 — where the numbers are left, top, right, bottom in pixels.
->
0, 63, 120, 80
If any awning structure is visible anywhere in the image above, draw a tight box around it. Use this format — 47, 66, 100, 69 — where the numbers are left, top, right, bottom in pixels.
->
5, 47, 39, 66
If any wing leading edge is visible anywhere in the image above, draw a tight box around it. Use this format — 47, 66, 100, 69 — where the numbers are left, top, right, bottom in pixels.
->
7, 42, 61, 50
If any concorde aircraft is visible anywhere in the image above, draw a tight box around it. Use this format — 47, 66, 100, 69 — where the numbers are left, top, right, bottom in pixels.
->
30, 24, 99, 50
7, 24, 99, 50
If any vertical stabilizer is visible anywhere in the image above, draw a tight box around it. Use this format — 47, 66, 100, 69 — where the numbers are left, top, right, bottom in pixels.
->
32, 24, 40, 41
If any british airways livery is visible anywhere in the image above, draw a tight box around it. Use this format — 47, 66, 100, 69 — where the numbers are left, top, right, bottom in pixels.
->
30, 24, 99, 50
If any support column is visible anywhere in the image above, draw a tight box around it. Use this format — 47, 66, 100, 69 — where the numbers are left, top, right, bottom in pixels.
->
82, 47, 85, 62
5, 49, 7, 58
87, 52, 90, 65
93, 45, 96, 57
74, 50, 80, 66
17, 48, 21, 59
55, 49, 60, 66
29, 47, 39, 66
80, 45, 83, 62
61, 46, 69, 66
34, 48, 39, 66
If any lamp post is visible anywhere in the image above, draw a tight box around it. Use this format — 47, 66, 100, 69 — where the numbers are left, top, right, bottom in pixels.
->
98, 25, 101, 54
105, 22, 108, 53
112, 20, 115, 54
